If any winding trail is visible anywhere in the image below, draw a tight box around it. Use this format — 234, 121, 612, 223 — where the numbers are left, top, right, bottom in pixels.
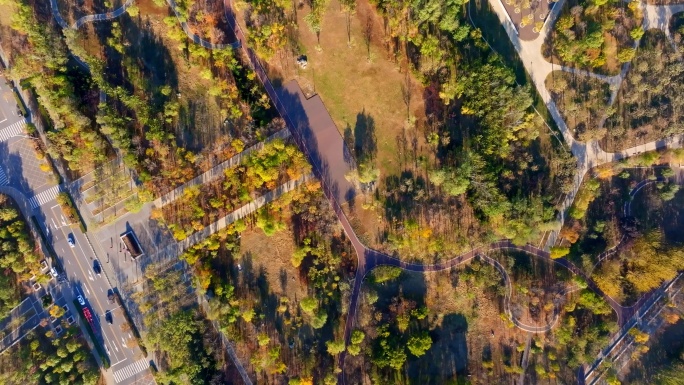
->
590, 177, 666, 272
164, 0, 240, 49
484, 0, 684, 249
72, 0, 136, 29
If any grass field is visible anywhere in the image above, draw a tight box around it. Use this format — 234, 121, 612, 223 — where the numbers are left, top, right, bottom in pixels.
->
262, 0, 428, 179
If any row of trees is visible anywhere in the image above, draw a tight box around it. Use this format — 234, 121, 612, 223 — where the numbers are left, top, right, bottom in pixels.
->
604, 30, 684, 151
0, 195, 42, 318
546, 71, 611, 142
10, 0, 283, 199
7, 0, 109, 174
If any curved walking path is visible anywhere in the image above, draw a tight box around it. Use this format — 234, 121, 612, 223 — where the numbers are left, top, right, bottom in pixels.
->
483, 0, 684, 250
48, 0, 240, 73
212, 0, 684, 381
164, 0, 240, 49
72, 0, 135, 29
591, 174, 680, 273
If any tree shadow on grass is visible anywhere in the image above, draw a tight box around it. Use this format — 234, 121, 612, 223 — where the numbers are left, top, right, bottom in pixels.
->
381, 170, 427, 224
353, 109, 377, 162
407, 313, 469, 384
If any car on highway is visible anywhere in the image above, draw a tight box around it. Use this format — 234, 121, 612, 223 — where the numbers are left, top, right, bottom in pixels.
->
105, 310, 113, 325
49, 267, 58, 279
76, 295, 86, 306
93, 260, 102, 277
67, 234, 75, 248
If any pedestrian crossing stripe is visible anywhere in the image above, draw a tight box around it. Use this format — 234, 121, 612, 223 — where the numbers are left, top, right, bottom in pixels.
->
0, 168, 7, 186
0, 120, 26, 142
28, 185, 62, 209
113, 358, 149, 383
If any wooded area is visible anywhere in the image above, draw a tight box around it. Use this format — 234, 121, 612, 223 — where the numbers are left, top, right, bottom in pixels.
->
603, 30, 684, 151
0, 323, 100, 385
559, 160, 684, 304
546, 71, 611, 142
171, 181, 355, 382
0, 194, 42, 319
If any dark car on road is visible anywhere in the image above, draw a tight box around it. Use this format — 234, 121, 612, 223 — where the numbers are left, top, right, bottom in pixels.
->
105, 310, 113, 325
93, 260, 102, 276
67, 234, 75, 248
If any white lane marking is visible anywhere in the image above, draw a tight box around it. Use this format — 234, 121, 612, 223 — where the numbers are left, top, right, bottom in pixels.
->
84, 286, 90, 295
110, 358, 127, 367
67, 260, 71, 265
100, 287, 103, 292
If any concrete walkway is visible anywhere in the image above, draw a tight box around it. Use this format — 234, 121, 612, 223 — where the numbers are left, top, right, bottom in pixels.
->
484, 0, 684, 249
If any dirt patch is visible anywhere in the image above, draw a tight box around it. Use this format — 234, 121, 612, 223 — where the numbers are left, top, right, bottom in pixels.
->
238, 224, 306, 301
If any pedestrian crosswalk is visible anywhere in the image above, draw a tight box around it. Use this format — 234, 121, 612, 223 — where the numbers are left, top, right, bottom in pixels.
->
28, 185, 62, 209
0, 120, 26, 142
113, 358, 149, 383
0, 168, 7, 186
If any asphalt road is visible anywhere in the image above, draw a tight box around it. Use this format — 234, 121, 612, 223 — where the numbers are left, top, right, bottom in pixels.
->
0, 74, 152, 384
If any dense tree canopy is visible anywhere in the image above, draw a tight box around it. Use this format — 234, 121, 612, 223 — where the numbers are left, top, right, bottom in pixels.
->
0, 195, 41, 318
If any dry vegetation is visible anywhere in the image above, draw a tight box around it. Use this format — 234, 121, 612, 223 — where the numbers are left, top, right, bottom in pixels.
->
241, 0, 427, 179
556, 155, 684, 305
603, 30, 684, 152
346, 251, 616, 384
545, 70, 611, 142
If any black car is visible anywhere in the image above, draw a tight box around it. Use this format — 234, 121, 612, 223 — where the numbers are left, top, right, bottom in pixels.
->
105, 310, 113, 325
93, 260, 102, 276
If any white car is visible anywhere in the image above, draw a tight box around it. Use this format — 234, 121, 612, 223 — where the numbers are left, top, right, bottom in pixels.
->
49, 268, 58, 279
76, 295, 85, 306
